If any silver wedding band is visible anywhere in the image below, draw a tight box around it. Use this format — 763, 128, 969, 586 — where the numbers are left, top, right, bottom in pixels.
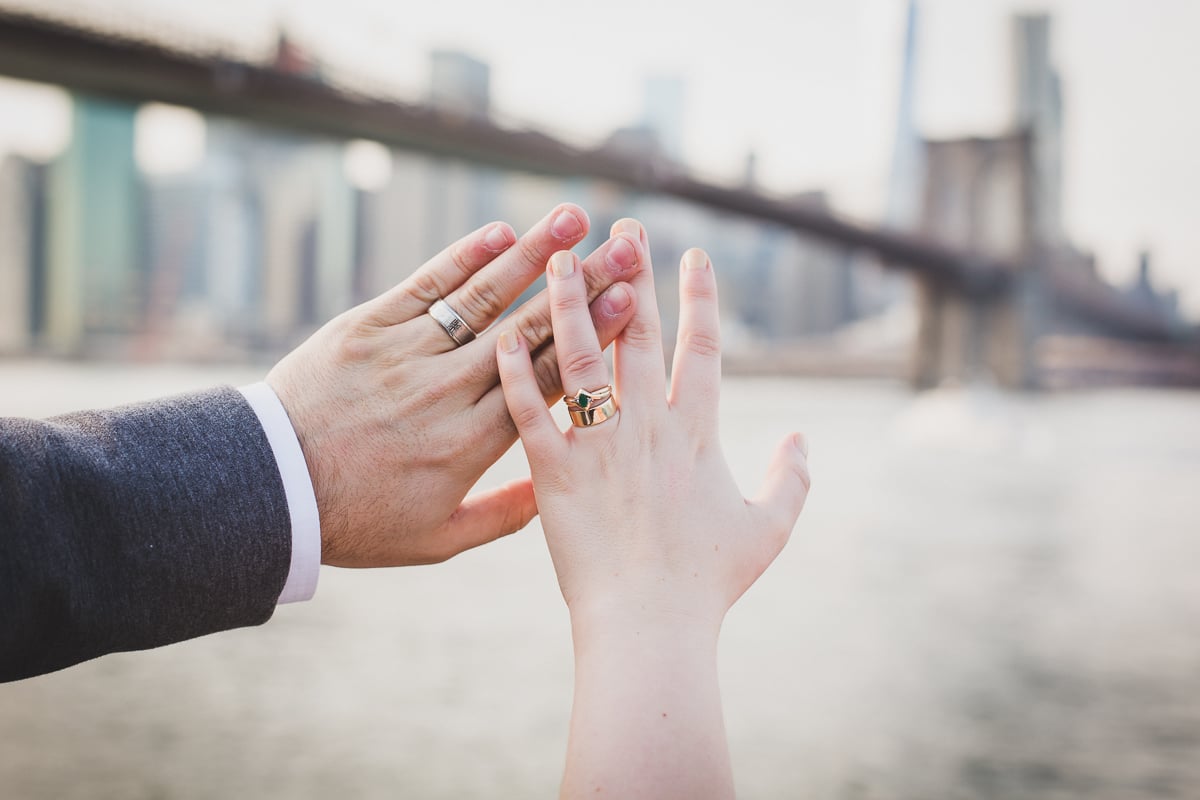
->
428, 299, 477, 347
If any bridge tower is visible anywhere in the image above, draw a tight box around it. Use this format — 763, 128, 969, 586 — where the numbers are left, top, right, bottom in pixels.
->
913, 132, 1041, 389
911, 14, 1062, 390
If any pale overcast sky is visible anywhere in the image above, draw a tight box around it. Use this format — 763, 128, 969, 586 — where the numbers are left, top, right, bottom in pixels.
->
1, 0, 1197, 315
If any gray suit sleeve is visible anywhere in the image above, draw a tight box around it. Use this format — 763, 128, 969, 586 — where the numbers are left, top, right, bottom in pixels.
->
0, 386, 293, 682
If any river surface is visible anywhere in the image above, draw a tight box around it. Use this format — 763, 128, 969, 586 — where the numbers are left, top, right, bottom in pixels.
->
1, 361, 1198, 799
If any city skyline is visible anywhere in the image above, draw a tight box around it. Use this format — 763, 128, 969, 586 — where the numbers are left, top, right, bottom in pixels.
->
0, 0, 1197, 317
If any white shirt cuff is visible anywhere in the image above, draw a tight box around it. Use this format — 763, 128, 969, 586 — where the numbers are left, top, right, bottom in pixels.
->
239, 382, 321, 604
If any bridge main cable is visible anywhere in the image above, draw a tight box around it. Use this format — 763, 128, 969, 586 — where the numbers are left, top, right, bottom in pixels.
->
0, 8, 1016, 298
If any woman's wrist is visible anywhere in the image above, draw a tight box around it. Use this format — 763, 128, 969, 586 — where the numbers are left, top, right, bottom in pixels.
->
562, 591, 733, 800
567, 593, 724, 653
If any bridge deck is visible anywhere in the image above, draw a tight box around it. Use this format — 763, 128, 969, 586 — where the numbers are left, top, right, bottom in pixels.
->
0, 8, 1191, 344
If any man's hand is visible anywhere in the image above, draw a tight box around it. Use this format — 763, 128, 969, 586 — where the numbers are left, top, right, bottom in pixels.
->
267, 205, 646, 567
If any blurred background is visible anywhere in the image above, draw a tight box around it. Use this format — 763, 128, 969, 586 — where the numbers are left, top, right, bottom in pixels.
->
0, 0, 1198, 798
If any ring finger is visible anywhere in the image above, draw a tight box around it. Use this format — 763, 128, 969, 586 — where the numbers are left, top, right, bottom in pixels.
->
546, 251, 614, 419
416, 204, 589, 353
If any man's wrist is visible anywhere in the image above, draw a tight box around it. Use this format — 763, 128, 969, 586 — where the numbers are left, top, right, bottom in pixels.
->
238, 382, 321, 603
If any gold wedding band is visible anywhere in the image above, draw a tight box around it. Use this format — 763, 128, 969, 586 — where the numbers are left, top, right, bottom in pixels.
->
564, 385, 618, 427
428, 299, 477, 346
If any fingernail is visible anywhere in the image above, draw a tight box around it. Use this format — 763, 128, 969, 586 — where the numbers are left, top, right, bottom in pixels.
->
551, 209, 585, 241
683, 248, 709, 271
600, 284, 632, 316
610, 218, 643, 239
484, 224, 513, 252
499, 329, 519, 353
549, 251, 575, 278
794, 433, 809, 457
606, 236, 638, 272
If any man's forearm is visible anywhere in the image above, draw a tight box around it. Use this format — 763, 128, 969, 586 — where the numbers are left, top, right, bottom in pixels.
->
0, 387, 293, 682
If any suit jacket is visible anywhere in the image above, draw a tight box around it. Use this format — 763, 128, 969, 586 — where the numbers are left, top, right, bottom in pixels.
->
0, 386, 292, 682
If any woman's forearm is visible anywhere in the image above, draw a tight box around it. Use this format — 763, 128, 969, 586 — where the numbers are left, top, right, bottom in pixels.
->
495, 235, 809, 796
561, 611, 734, 800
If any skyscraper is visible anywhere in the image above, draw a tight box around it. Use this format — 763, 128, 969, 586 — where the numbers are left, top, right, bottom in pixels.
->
1013, 14, 1064, 248
45, 94, 140, 353
886, 0, 925, 230
642, 75, 686, 163
0, 156, 38, 352
429, 50, 491, 119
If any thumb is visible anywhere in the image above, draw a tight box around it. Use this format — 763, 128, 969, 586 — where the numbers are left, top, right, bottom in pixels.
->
750, 433, 811, 543
434, 478, 539, 560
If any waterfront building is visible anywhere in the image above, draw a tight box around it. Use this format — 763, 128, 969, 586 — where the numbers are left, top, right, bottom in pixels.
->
429, 50, 491, 120
45, 94, 141, 354
1013, 14, 1065, 248
0, 156, 42, 352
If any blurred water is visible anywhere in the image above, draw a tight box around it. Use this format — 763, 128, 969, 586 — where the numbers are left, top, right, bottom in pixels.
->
1, 361, 1198, 799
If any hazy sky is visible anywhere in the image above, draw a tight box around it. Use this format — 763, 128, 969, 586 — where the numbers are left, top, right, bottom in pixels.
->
1, 0, 1197, 314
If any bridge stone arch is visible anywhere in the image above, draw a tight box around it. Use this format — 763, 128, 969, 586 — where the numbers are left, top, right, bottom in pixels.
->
913, 132, 1043, 389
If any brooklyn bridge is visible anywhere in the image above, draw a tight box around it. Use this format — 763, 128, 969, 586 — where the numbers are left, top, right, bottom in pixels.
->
0, 9, 1194, 388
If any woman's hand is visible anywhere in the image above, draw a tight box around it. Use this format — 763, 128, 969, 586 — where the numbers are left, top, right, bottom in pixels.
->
496, 219, 810, 799
267, 204, 646, 568
496, 219, 810, 632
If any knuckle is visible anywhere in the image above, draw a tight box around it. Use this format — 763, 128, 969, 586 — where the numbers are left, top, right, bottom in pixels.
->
478, 403, 517, 441
683, 277, 716, 303
514, 305, 553, 348
334, 320, 377, 364
637, 421, 660, 454
622, 317, 662, 351
532, 347, 565, 397
537, 468, 574, 497
407, 271, 442, 304
462, 406, 493, 444
684, 330, 722, 359
552, 289, 589, 314
337, 336, 373, 365
449, 243, 476, 278
455, 277, 506, 322
409, 373, 455, 413
559, 347, 606, 381
460, 348, 498, 386
511, 402, 548, 433
517, 237, 547, 271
